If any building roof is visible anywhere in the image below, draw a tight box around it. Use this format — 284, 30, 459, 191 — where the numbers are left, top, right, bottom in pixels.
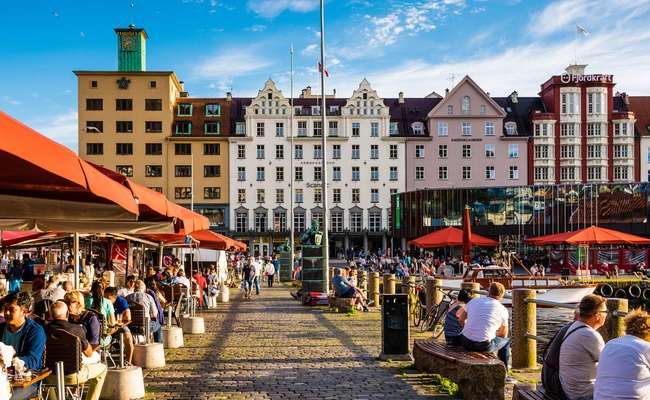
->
385, 97, 441, 136
492, 96, 545, 137
627, 96, 650, 136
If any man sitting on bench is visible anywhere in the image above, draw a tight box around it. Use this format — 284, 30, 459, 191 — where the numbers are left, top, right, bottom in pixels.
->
332, 268, 368, 312
458, 282, 515, 383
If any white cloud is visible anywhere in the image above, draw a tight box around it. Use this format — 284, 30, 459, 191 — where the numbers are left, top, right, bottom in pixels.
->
302, 43, 318, 55
1, 96, 21, 106
247, 0, 318, 18
31, 111, 78, 152
193, 48, 273, 79
246, 24, 267, 32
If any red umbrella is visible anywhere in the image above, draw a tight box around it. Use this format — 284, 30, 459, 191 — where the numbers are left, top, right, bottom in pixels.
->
408, 226, 498, 248
524, 226, 650, 246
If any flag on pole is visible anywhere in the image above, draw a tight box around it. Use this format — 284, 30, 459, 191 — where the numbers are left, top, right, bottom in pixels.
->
318, 62, 329, 77
576, 25, 589, 36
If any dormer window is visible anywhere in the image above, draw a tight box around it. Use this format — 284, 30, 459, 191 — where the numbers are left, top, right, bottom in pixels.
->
177, 103, 192, 116
363, 92, 368, 99
411, 122, 424, 135
267, 92, 273, 100
294, 106, 302, 115
312, 106, 321, 115
205, 104, 221, 117
329, 105, 339, 114
505, 122, 518, 135
462, 96, 471, 115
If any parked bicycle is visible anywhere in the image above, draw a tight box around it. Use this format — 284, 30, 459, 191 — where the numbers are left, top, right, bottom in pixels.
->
418, 288, 457, 337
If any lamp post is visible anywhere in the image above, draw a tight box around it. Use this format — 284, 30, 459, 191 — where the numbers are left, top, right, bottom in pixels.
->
318, 0, 330, 292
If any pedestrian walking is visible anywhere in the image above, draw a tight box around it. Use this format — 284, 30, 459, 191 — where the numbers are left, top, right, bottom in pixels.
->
272, 254, 281, 283
264, 258, 275, 288
241, 261, 253, 300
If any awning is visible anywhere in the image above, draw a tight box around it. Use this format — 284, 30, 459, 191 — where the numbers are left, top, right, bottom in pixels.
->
0, 231, 47, 247
524, 225, 650, 246
142, 230, 247, 252
408, 226, 498, 248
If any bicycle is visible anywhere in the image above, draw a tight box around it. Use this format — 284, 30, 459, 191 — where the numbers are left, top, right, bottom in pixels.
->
419, 289, 456, 338
411, 285, 427, 327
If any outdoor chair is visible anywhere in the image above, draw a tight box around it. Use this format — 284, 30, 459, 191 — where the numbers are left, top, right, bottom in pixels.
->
43, 328, 85, 400
127, 301, 149, 344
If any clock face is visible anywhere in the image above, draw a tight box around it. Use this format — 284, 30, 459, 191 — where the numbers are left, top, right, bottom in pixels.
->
121, 35, 136, 51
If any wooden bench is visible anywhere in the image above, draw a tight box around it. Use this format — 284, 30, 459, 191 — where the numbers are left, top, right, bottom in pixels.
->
413, 339, 506, 400
512, 384, 560, 400
328, 295, 355, 313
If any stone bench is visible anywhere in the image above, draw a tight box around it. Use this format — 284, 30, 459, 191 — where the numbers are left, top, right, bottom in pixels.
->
413, 339, 506, 400
512, 384, 560, 400
328, 295, 355, 313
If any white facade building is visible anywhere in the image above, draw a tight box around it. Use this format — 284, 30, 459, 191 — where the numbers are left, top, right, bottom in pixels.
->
228, 79, 404, 256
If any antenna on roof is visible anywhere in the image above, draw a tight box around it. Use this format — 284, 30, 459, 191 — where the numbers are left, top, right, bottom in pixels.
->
448, 73, 457, 88
129, 1, 135, 26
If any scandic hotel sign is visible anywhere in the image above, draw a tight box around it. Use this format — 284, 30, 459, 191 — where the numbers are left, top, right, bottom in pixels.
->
560, 73, 613, 84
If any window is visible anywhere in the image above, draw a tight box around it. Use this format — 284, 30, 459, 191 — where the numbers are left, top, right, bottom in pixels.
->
149, 80, 157, 89
389, 122, 399, 135
352, 166, 360, 181
328, 121, 338, 136
145, 121, 162, 133
116, 99, 133, 111
560, 145, 575, 159
175, 121, 191, 135
350, 210, 362, 231
333, 166, 341, 181
314, 188, 322, 203
412, 122, 424, 135
587, 123, 602, 136
273, 209, 286, 231
256, 145, 265, 159
438, 145, 447, 158
254, 210, 267, 232
534, 145, 549, 159
370, 145, 379, 159
203, 143, 220, 155
447, 105, 453, 115
534, 167, 549, 181
116, 143, 133, 155
435, 122, 448, 137
175, 143, 191, 155
329, 105, 340, 114
462, 166, 471, 180
145, 143, 162, 155
295, 189, 304, 203
175, 165, 192, 177
485, 144, 495, 158
480, 104, 486, 115
276, 189, 284, 204
294, 144, 303, 159
462, 144, 471, 158
256, 166, 265, 181
352, 122, 360, 137
86, 98, 103, 110
560, 92, 578, 114
560, 167, 576, 181
204, 121, 220, 135
333, 189, 341, 203
237, 145, 246, 159
333, 144, 341, 159
462, 122, 471, 136
370, 188, 379, 203
295, 167, 303, 181
314, 166, 322, 181
560, 123, 576, 136
275, 122, 284, 137
331, 210, 343, 231
90, 80, 98, 88
312, 106, 321, 116
369, 211, 381, 232
256, 189, 265, 204
370, 166, 379, 181
389, 145, 398, 159
313, 121, 322, 136
86, 143, 103, 155
85, 121, 103, 133
485, 166, 495, 180
484, 122, 495, 136
149, 187, 162, 193
204, 165, 220, 177
371, 122, 379, 137
415, 166, 425, 180
352, 189, 360, 203
415, 145, 425, 158
462, 96, 471, 115
256, 122, 265, 137
237, 167, 246, 181
235, 122, 246, 135
236, 211, 248, 232
614, 144, 629, 158
587, 145, 602, 159
508, 144, 519, 158
614, 123, 629, 136
614, 166, 629, 180
534, 123, 550, 137
587, 92, 603, 114
294, 210, 305, 231
177, 103, 192, 116
314, 144, 322, 159
116, 121, 133, 133
174, 187, 192, 200
204, 187, 221, 199
297, 121, 307, 136
389, 166, 398, 181
274, 166, 284, 182
509, 166, 519, 180
352, 145, 360, 159
145, 99, 162, 111
505, 122, 518, 135
587, 167, 602, 181
438, 166, 448, 180
237, 189, 246, 203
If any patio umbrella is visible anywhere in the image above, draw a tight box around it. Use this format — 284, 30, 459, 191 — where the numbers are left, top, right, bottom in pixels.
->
462, 206, 473, 263
524, 225, 650, 246
142, 230, 247, 252
408, 226, 498, 248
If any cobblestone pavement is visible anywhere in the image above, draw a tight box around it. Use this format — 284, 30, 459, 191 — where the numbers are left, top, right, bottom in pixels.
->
144, 285, 441, 399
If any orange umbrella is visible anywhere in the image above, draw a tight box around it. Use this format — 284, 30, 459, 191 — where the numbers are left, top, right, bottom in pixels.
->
524, 225, 650, 246
408, 226, 498, 248
142, 230, 247, 252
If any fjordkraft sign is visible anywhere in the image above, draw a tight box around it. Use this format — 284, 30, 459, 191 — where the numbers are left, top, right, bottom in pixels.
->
560, 74, 613, 84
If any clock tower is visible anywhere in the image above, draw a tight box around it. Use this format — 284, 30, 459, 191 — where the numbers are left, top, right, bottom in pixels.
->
115, 25, 147, 72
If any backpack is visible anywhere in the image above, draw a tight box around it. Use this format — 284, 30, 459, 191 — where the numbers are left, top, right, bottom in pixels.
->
541, 322, 587, 399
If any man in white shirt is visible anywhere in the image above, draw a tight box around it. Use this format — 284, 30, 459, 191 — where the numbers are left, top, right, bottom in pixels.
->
559, 294, 607, 400
252, 257, 263, 295
458, 282, 511, 368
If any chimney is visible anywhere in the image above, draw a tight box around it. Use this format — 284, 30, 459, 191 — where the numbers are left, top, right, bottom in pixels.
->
398, 92, 405, 104
226, 92, 232, 101
333, 89, 336, 97
565, 64, 587, 76
445, 88, 449, 97
621, 92, 629, 105
510, 91, 519, 103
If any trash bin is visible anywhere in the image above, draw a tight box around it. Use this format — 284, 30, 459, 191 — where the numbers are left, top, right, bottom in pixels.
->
381, 294, 409, 356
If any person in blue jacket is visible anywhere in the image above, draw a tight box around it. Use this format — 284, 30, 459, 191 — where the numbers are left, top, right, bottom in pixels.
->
0, 291, 46, 399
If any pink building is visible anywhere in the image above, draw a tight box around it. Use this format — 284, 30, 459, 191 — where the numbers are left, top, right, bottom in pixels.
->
406, 76, 529, 191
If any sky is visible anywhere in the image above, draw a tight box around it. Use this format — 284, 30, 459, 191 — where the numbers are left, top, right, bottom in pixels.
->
1, 0, 650, 151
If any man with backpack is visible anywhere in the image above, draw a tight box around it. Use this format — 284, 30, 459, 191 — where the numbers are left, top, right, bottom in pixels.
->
542, 294, 607, 400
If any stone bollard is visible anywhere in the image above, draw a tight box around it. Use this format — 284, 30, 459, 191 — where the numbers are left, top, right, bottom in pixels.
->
220, 285, 230, 303
162, 326, 184, 348
369, 272, 380, 307
512, 288, 537, 369
359, 270, 368, 298
181, 316, 205, 334
461, 282, 481, 298
100, 366, 145, 400
132, 342, 166, 369
598, 298, 628, 342
383, 273, 396, 295
424, 277, 435, 314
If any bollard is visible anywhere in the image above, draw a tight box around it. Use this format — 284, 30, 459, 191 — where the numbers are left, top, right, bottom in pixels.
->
144, 315, 151, 344
598, 298, 628, 342
406, 275, 416, 313
512, 288, 537, 369
119, 333, 125, 369
433, 278, 443, 307
383, 273, 396, 295
461, 282, 481, 298
369, 272, 380, 306
360, 270, 368, 297
167, 307, 173, 329
56, 361, 65, 400
424, 277, 436, 314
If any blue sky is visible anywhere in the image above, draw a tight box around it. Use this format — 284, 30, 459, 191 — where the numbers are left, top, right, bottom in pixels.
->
2, 0, 650, 150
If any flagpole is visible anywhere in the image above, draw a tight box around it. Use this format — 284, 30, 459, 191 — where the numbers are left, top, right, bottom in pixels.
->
289, 43, 295, 277
319, 0, 330, 293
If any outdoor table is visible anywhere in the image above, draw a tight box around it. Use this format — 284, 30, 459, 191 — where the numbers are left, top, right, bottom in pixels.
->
9, 368, 51, 388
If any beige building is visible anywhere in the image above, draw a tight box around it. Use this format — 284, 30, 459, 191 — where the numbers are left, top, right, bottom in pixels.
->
75, 26, 231, 229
